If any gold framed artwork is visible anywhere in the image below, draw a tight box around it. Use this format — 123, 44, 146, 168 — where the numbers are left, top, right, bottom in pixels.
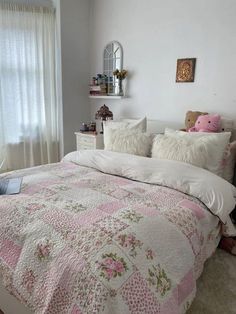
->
176, 58, 196, 83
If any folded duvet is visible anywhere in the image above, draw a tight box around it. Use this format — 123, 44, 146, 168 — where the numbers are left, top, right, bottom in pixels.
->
64, 150, 236, 226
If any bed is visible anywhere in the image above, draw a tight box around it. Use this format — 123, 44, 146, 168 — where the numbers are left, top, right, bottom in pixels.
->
0, 119, 236, 314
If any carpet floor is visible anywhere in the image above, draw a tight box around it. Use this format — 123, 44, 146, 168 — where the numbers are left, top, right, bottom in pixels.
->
188, 248, 236, 314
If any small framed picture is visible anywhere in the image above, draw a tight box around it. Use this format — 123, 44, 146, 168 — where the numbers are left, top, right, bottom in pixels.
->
176, 58, 196, 83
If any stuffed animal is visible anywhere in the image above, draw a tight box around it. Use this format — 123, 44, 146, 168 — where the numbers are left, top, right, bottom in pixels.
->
181, 111, 208, 131
189, 114, 221, 132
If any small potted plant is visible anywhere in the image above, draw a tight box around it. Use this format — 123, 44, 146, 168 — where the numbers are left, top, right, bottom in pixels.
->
113, 69, 128, 96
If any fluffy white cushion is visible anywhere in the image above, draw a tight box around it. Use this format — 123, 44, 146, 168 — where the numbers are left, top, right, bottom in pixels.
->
164, 129, 231, 176
103, 117, 146, 132
105, 129, 151, 156
152, 134, 209, 168
103, 117, 147, 149
223, 155, 235, 182
221, 146, 236, 183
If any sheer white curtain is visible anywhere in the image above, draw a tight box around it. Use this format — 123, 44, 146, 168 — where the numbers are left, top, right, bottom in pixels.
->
0, 2, 60, 172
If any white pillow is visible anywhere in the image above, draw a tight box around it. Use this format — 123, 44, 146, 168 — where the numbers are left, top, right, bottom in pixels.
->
219, 118, 235, 182
164, 128, 231, 176
103, 117, 147, 149
222, 152, 235, 182
105, 129, 151, 157
221, 144, 236, 183
152, 134, 209, 168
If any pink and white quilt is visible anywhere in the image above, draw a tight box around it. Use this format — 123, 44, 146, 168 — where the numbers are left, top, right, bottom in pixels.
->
0, 150, 235, 314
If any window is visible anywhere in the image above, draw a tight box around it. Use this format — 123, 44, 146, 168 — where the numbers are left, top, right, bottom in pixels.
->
0, 3, 60, 170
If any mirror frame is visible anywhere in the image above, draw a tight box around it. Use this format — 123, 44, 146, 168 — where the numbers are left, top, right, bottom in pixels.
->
103, 41, 123, 95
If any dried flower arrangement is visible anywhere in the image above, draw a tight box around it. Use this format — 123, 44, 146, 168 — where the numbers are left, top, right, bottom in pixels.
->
113, 69, 128, 80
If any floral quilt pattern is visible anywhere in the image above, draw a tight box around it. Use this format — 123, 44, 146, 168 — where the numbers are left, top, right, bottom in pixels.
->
0, 161, 220, 314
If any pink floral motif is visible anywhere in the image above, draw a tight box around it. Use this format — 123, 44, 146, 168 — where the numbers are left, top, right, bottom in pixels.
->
36, 240, 52, 260
26, 202, 45, 213
22, 269, 36, 294
116, 234, 143, 257
96, 253, 128, 281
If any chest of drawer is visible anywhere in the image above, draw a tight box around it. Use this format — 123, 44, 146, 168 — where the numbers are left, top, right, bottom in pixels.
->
75, 132, 104, 150
77, 136, 95, 146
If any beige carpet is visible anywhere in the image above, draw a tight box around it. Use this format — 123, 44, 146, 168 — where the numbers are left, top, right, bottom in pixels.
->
188, 249, 236, 314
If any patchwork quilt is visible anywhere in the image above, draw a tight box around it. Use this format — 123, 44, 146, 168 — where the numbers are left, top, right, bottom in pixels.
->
0, 158, 222, 314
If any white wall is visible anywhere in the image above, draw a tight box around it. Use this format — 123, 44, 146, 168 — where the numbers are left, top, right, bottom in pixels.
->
60, 0, 90, 154
89, 0, 236, 126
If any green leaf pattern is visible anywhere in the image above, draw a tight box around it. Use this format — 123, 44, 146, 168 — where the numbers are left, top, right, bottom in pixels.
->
147, 264, 171, 297
116, 234, 143, 257
121, 210, 143, 223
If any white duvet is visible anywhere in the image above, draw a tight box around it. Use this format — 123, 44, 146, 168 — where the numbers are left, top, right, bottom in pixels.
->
63, 150, 236, 236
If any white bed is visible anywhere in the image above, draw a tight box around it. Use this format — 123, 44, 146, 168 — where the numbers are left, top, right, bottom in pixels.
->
0, 118, 235, 314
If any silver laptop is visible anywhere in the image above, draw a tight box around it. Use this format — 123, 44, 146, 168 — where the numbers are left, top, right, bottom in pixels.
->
0, 177, 22, 195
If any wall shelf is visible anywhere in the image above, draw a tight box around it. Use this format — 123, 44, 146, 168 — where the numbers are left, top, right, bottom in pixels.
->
89, 95, 123, 99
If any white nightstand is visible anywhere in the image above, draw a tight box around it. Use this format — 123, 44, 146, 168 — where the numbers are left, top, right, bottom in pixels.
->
75, 132, 104, 150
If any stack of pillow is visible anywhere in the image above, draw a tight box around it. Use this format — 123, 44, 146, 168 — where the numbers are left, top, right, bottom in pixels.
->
103, 117, 235, 183
103, 117, 151, 157
153, 129, 232, 180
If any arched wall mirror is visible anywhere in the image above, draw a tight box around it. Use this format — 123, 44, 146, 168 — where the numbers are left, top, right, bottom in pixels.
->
103, 41, 123, 95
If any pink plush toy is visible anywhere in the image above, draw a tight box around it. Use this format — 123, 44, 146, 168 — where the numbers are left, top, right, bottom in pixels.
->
188, 114, 221, 132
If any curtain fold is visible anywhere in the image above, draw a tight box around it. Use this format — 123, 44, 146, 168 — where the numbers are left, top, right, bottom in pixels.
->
0, 2, 60, 172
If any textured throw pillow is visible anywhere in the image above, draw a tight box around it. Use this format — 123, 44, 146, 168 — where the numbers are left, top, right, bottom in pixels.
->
221, 142, 236, 183
105, 129, 152, 157
164, 128, 231, 176
152, 134, 209, 168
222, 151, 235, 183
103, 117, 147, 149
219, 117, 235, 182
